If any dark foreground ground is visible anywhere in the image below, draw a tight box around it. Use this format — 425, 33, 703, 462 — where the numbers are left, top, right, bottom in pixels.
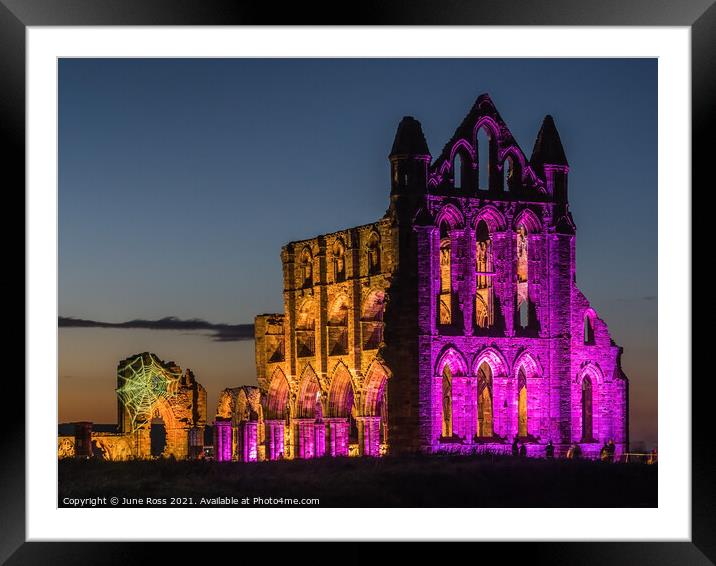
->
59, 454, 657, 508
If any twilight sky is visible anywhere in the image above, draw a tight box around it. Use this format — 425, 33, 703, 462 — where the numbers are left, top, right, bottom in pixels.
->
58, 58, 657, 447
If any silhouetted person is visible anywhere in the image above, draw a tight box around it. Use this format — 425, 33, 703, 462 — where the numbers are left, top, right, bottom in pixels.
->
545, 440, 554, 459
573, 444, 582, 459
519, 443, 527, 457
600, 442, 609, 462
607, 439, 615, 463
512, 437, 519, 457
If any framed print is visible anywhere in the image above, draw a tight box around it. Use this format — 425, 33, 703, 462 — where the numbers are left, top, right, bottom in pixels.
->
5, 0, 713, 562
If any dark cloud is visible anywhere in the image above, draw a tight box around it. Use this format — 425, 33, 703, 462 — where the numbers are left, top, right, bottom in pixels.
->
59, 316, 255, 342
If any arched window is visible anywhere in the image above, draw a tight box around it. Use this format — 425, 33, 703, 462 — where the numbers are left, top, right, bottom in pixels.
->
477, 362, 493, 437
516, 224, 530, 329
475, 220, 493, 329
295, 301, 316, 357
367, 232, 381, 275
327, 296, 349, 356
300, 248, 313, 288
503, 156, 513, 192
581, 376, 594, 441
333, 240, 346, 283
517, 367, 528, 438
584, 313, 595, 344
361, 290, 385, 350
477, 127, 491, 190
439, 222, 452, 325
441, 366, 453, 438
454, 154, 463, 189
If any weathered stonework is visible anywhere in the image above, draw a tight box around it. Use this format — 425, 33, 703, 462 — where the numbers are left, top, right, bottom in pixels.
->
248, 93, 629, 460
58, 352, 208, 460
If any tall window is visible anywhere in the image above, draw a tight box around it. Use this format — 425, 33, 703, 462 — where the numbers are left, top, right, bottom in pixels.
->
517, 367, 528, 437
367, 233, 381, 275
477, 127, 491, 190
584, 314, 595, 344
516, 225, 530, 329
477, 362, 493, 437
475, 220, 493, 329
503, 156, 513, 192
581, 377, 593, 441
333, 240, 346, 283
300, 248, 313, 288
439, 222, 452, 325
327, 296, 349, 356
441, 366, 453, 438
361, 290, 384, 350
453, 154, 463, 189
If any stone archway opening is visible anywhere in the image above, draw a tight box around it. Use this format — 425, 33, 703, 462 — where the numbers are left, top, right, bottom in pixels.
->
150, 410, 167, 458
362, 364, 389, 456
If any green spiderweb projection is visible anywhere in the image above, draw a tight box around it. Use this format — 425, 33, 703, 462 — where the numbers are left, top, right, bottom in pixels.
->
116, 354, 182, 433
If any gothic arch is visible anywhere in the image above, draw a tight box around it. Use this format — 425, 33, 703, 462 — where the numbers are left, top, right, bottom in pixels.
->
576, 362, 604, 386
434, 345, 468, 377
513, 208, 542, 233
513, 350, 543, 379
471, 347, 509, 378
266, 368, 290, 420
499, 145, 528, 178
434, 203, 465, 230
449, 138, 476, 163
296, 365, 322, 419
472, 205, 507, 232
328, 363, 356, 418
472, 116, 500, 144
363, 360, 390, 417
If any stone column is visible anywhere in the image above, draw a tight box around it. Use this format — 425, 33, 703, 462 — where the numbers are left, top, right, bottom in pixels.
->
357, 416, 382, 456
238, 421, 259, 462
325, 418, 350, 457
264, 419, 286, 460
213, 418, 233, 462
295, 418, 326, 459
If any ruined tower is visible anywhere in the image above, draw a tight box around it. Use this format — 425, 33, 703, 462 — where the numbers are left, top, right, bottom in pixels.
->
253, 94, 628, 460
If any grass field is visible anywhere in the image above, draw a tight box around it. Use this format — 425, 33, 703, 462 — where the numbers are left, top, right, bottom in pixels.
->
58, 453, 657, 508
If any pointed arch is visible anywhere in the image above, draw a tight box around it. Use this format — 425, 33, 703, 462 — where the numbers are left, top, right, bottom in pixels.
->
513, 208, 542, 234
266, 368, 290, 420
361, 289, 385, 350
328, 363, 356, 418
473, 205, 507, 232
513, 351, 543, 380
332, 238, 346, 283
471, 347, 509, 378
435, 345, 468, 377
363, 360, 390, 417
296, 365, 322, 419
327, 294, 350, 356
434, 203, 465, 230
366, 231, 382, 275
299, 246, 313, 288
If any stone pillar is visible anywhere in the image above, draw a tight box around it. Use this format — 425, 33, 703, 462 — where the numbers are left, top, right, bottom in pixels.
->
74, 421, 93, 459
462, 226, 476, 336
214, 418, 233, 462
357, 416, 382, 456
238, 421, 259, 462
325, 418, 350, 457
264, 419, 286, 460
295, 419, 317, 459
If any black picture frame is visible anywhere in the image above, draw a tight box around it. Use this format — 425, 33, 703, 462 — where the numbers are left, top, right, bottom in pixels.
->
4, 0, 712, 562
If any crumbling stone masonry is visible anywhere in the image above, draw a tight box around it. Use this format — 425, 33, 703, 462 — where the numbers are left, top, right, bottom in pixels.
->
58, 352, 207, 460
252, 93, 629, 460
